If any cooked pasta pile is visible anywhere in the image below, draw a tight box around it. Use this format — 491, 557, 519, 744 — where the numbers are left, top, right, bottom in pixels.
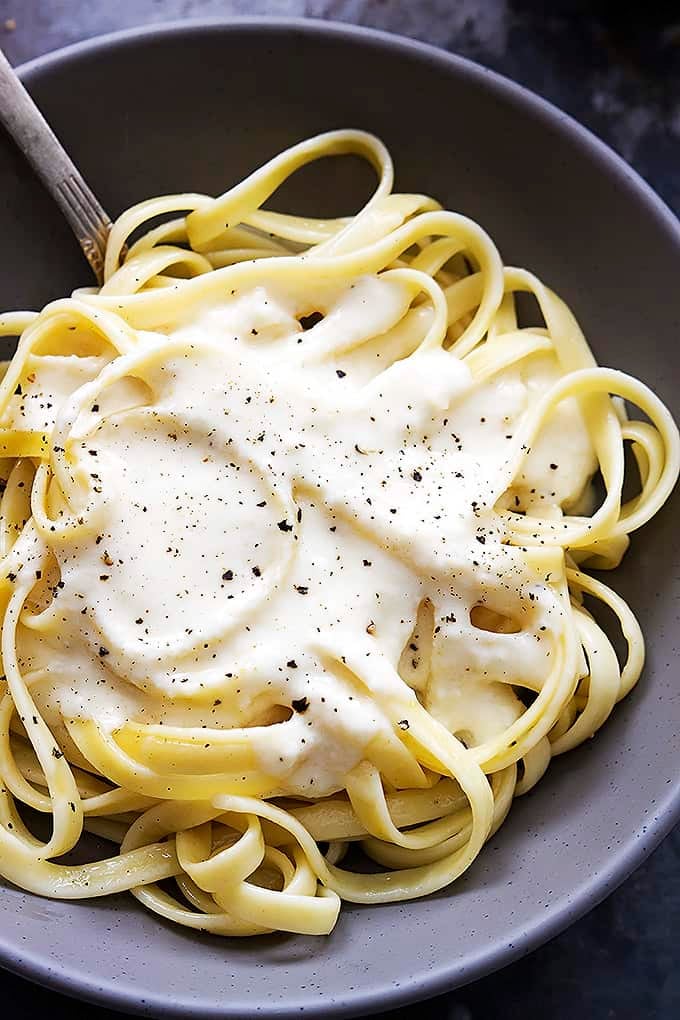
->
0, 131, 676, 936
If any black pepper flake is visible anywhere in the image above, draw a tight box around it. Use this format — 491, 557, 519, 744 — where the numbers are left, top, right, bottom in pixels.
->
336, 369, 346, 378
412, 470, 422, 482
296, 508, 302, 523
397, 719, 410, 730
550, 463, 558, 470
222, 569, 234, 581
257, 500, 267, 508
287, 659, 298, 669
99, 574, 110, 581
300, 311, 323, 330
294, 584, 309, 595
98, 646, 109, 657
14, 384, 21, 396
135, 618, 143, 625
277, 520, 293, 532
252, 565, 261, 577
292, 696, 310, 713
6, 572, 16, 582
51, 747, 63, 759
363, 559, 372, 567
91, 404, 99, 412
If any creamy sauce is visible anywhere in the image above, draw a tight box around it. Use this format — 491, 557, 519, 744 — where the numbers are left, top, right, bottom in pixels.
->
7, 278, 596, 796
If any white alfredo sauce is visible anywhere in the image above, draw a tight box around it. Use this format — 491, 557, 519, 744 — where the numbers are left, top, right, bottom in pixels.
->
12, 277, 596, 797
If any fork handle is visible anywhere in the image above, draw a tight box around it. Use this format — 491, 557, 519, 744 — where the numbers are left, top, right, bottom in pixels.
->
0, 47, 112, 284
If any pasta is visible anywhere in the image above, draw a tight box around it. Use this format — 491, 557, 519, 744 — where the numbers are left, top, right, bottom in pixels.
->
0, 130, 677, 937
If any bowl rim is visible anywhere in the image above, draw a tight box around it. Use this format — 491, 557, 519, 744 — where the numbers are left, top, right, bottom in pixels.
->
2, 15, 679, 1020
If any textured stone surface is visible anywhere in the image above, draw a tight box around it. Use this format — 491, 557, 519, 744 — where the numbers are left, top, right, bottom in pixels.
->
0, 2, 678, 1018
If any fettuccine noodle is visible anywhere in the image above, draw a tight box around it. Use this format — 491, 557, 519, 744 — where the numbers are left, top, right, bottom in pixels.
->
0, 131, 676, 936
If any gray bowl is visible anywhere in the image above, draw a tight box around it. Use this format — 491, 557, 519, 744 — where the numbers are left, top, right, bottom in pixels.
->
0, 18, 678, 1019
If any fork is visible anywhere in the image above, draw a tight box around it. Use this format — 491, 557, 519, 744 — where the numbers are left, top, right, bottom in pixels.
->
0, 46, 112, 284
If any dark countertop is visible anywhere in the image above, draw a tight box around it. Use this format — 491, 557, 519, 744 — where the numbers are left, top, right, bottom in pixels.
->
0, 2, 678, 1018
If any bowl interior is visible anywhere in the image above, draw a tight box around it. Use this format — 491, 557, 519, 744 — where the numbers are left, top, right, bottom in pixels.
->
0, 20, 678, 1019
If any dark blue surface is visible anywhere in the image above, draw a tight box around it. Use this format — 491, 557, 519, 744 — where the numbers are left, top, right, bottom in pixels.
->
0, 2, 678, 1017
